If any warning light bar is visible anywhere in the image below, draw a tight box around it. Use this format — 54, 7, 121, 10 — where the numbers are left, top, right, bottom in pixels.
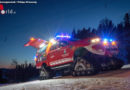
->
56, 35, 71, 38
102, 38, 116, 46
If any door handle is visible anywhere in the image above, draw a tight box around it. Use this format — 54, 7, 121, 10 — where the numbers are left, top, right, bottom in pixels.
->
64, 49, 66, 54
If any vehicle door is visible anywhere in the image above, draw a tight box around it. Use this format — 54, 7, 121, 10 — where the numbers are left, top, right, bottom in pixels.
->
47, 43, 61, 66
57, 40, 73, 65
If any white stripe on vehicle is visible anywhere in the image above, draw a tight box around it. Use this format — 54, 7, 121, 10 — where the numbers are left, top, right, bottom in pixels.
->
50, 58, 73, 66
84, 43, 105, 55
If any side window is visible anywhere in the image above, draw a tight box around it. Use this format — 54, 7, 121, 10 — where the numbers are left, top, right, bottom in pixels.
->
59, 41, 68, 47
50, 44, 59, 51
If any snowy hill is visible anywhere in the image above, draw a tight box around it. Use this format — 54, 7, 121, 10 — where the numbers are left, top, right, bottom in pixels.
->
1, 64, 130, 90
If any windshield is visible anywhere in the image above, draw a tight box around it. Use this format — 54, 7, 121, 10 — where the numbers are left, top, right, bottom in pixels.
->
69, 38, 79, 41
37, 44, 48, 54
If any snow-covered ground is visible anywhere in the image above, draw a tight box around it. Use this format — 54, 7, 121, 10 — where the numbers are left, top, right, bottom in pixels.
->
1, 64, 130, 90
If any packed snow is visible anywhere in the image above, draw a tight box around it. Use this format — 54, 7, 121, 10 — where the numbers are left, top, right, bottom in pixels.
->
1, 64, 130, 90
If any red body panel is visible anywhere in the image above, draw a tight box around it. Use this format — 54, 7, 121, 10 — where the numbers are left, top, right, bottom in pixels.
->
0, 4, 4, 10
24, 38, 47, 49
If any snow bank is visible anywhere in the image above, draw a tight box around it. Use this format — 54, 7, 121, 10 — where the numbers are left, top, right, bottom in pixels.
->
122, 64, 130, 69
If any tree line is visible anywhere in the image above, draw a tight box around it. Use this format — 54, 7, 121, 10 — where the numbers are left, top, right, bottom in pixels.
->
0, 60, 39, 83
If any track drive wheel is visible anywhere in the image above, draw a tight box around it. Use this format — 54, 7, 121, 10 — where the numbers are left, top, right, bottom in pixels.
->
72, 57, 97, 76
110, 58, 124, 70
39, 66, 51, 80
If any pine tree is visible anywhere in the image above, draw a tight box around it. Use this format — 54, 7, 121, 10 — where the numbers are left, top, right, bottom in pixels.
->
97, 18, 115, 38
123, 13, 130, 63
72, 29, 76, 38
124, 13, 130, 29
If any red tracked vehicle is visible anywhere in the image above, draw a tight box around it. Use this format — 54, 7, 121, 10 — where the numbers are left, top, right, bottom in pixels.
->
24, 35, 124, 80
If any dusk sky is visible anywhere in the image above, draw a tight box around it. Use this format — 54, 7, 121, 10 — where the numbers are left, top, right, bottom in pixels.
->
0, 0, 130, 68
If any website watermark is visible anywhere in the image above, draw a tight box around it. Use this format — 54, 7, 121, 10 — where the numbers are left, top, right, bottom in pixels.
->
0, 4, 16, 15
0, 0, 37, 15
0, 1, 37, 4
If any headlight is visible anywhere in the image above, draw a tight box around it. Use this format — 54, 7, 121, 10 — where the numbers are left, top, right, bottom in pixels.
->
91, 38, 100, 43
95, 38, 100, 42
39, 43, 45, 48
50, 38, 57, 44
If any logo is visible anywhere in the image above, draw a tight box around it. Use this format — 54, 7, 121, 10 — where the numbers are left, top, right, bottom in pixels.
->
0, 4, 5, 14
0, 4, 16, 15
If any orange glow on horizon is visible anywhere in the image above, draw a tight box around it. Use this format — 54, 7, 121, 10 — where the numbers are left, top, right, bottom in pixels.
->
0, 64, 14, 69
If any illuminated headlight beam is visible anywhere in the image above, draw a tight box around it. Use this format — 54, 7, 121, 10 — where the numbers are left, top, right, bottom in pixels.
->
50, 38, 57, 44
39, 43, 45, 48
91, 38, 100, 43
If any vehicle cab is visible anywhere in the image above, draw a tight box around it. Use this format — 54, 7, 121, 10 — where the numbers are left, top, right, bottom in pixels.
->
47, 39, 74, 67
